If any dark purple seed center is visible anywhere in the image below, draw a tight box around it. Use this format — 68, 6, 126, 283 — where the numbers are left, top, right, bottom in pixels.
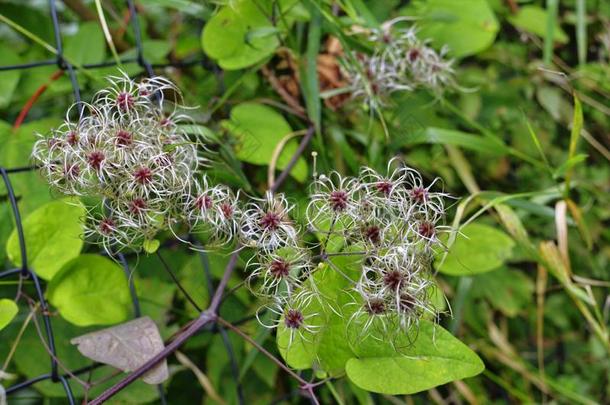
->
383, 270, 405, 291
64, 164, 80, 179
418, 221, 435, 239
260, 211, 281, 230
364, 225, 381, 244
329, 190, 348, 212
129, 198, 147, 214
411, 187, 427, 203
66, 132, 79, 146
134, 167, 152, 184
99, 218, 115, 235
284, 309, 304, 329
87, 151, 105, 170
195, 195, 213, 211
408, 48, 420, 62
376, 181, 393, 196
269, 259, 290, 278
366, 298, 386, 315
220, 203, 233, 218
115, 130, 132, 146
116, 92, 134, 111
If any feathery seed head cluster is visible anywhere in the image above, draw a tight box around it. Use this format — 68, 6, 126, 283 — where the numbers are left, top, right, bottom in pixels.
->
241, 192, 299, 252
31, 71, 453, 346
245, 159, 451, 345
240, 192, 316, 344
184, 177, 241, 247
32, 72, 205, 252
344, 20, 456, 108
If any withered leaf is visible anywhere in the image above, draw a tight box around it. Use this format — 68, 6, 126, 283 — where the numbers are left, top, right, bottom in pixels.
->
70, 316, 168, 384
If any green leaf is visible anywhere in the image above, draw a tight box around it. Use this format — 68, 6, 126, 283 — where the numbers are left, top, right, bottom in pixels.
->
6, 199, 84, 280
0, 43, 21, 108
543, 0, 559, 65
64, 21, 105, 65
279, 263, 452, 380
0, 298, 18, 331
553, 153, 588, 179
276, 296, 322, 370
0, 119, 58, 210
47, 254, 132, 326
564, 94, 583, 197
471, 268, 534, 317
178, 255, 211, 318
95, 41, 172, 78
404, 0, 499, 57
437, 223, 515, 276
201, 0, 306, 70
277, 262, 359, 375
223, 103, 307, 182
346, 320, 484, 395
13, 317, 91, 397
0, 119, 40, 168
508, 6, 568, 44
0, 202, 13, 265
404, 127, 508, 156
0, 3, 54, 43
536, 86, 572, 123
143, 239, 160, 254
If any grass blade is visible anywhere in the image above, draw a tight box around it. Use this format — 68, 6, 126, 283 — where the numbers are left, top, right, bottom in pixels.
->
402, 127, 508, 155
543, 0, 559, 66
576, 0, 587, 66
564, 94, 583, 198
301, 3, 322, 132
94, 0, 122, 66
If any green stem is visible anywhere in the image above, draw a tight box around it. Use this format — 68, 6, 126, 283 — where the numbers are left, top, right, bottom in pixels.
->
94, 0, 122, 67
0, 13, 57, 54
0, 13, 98, 81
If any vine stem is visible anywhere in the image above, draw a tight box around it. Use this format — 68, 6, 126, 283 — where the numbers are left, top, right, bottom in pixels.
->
270, 126, 315, 193
89, 250, 239, 404
90, 124, 315, 404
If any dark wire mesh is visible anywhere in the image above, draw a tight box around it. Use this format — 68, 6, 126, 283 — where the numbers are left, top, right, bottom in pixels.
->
0, 1, 242, 403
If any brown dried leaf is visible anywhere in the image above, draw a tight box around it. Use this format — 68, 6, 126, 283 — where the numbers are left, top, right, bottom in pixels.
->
70, 316, 168, 384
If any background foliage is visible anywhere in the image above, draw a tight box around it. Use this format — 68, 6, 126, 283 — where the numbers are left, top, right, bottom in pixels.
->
1, 0, 609, 404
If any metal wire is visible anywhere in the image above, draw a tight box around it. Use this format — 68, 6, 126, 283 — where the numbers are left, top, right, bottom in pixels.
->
0, 0, 211, 402
0, 0, 287, 400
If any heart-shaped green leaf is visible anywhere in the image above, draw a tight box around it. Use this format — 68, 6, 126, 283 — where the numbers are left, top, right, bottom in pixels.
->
403, 0, 499, 57
6, 199, 84, 280
0, 298, 18, 331
276, 262, 357, 373
222, 103, 307, 181
201, 0, 307, 70
436, 223, 515, 276
346, 320, 484, 394
47, 254, 131, 326
508, 6, 569, 44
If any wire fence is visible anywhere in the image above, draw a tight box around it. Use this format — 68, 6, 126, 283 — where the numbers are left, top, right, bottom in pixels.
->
0, 1, 264, 403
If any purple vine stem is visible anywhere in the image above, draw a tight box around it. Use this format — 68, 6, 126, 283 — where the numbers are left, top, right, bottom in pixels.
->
89, 125, 315, 404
